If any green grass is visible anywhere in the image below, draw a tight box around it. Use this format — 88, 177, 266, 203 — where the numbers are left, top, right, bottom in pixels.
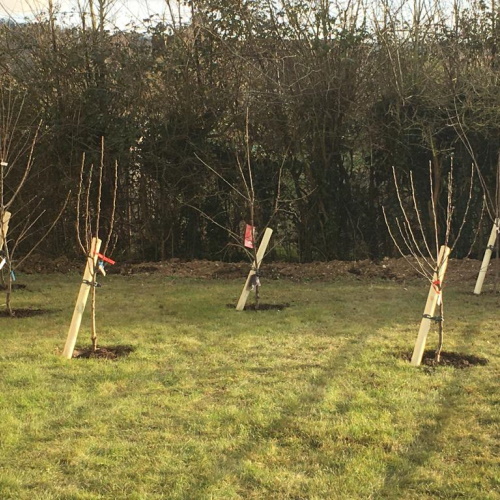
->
0, 271, 498, 499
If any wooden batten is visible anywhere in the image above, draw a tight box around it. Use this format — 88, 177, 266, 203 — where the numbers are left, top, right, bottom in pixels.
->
473, 218, 499, 295
236, 227, 273, 311
0, 210, 11, 250
411, 245, 450, 367
62, 237, 102, 359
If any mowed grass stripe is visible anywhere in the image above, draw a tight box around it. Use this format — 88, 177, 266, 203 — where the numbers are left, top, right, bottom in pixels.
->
0, 273, 498, 499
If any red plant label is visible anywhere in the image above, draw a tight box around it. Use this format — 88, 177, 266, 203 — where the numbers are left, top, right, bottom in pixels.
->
244, 224, 255, 249
97, 253, 116, 265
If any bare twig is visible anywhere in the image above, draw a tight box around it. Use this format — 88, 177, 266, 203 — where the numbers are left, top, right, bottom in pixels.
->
75, 137, 119, 351
384, 156, 473, 361
16, 191, 71, 268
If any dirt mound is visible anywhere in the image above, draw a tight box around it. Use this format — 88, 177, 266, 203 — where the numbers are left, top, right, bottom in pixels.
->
402, 350, 489, 369
18, 254, 82, 274
116, 257, 482, 283
17, 255, 483, 283
72, 345, 134, 360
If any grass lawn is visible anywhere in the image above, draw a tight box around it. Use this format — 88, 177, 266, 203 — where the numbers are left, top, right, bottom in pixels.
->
0, 271, 498, 499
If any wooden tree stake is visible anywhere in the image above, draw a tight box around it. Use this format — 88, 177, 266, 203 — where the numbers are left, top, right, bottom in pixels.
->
0, 211, 11, 250
411, 245, 451, 366
473, 218, 499, 295
236, 227, 273, 311
62, 237, 102, 359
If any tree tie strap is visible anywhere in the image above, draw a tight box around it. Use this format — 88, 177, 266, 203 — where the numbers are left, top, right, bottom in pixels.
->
423, 313, 443, 322
249, 273, 261, 290
83, 280, 101, 288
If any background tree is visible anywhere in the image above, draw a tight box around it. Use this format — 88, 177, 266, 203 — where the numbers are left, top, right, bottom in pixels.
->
0, 85, 68, 315
0, 0, 498, 263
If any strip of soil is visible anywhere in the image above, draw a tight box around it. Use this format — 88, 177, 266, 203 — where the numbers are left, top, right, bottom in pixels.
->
19, 255, 482, 284
226, 303, 290, 311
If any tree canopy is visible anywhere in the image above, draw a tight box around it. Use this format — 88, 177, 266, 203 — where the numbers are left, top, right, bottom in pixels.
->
0, 0, 498, 262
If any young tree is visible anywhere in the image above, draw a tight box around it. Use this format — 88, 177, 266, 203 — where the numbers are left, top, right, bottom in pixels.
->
191, 110, 290, 310
0, 88, 69, 316
76, 138, 118, 351
63, 137, 117, 357
384, 160, 474, 364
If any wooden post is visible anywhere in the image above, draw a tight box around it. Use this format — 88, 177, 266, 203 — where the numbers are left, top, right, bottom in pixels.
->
473, 218, 499, 295
0, 210, 11, 250
411, 245, 451, 367
62, 237, 102, 359
236, 227, 273, 311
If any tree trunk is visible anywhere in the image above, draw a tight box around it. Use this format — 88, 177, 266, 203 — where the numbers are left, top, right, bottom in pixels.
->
6, 271, 13, 317
435, 299, 444, 363
495, 233, 499, 294
91, 283, 97, 351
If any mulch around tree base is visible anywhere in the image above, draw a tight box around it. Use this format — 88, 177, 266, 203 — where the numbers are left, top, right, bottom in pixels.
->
0, 308, 51, 318
73, 345, 135, 360
0, 284, 27, 291
404, 350, 489, 369
226, 303, 290, 311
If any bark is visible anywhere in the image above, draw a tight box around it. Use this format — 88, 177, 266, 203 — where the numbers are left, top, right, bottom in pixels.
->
435, 299, 444, 363
91, 277, 97, 351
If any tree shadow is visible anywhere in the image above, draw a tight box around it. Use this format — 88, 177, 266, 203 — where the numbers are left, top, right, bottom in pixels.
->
178, 329, 378, 498
375, 321, 493, 498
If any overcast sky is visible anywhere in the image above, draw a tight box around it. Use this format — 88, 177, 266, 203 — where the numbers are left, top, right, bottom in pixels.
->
0, 0, 183, 29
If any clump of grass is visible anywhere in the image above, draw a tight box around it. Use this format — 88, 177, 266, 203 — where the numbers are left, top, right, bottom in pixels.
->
0, 274, 497, 499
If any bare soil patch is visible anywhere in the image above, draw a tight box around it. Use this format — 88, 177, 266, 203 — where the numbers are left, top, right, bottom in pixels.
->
18, 254, 82, 274
0, 283, 27, 291
19, 255, 483, 283
114, 257, 482, 283
226, 303, 290, 311
403, 350, 489, 369
73, 345, 135, 360
0, 308, 51, 318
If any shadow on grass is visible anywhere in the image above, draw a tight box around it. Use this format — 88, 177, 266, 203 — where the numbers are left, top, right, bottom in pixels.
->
178, 330, 374, 498
181, 293, 493, 498
375, 323, 493, 499
372, 370, 489, 499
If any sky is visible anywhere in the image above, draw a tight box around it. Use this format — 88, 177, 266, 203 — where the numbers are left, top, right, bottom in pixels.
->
0, 0, 185, 29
